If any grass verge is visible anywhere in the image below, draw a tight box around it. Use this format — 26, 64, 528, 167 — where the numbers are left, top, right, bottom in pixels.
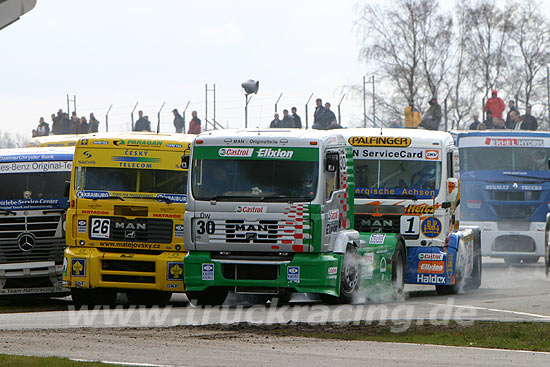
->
0, 354, 120, 366
207, 321, 550, 352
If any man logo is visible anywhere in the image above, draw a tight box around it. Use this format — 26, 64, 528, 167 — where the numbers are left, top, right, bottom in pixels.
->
125, 230, 136, 239
17, 233, 35, 252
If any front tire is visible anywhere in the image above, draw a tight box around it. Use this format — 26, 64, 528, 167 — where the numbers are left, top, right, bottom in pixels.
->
391, 241, 406, 299
320, 244, 361, 304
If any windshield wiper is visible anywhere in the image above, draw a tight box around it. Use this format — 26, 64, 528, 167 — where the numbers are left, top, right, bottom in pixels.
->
259, 195, 311, 202
0, 209, 16, 216
94, 196, 125, 201
209, 195, 260, 202
373, 194, 419, 200
130, 195, 173, 204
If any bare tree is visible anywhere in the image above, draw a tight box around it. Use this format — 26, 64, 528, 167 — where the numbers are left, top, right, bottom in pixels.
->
0, 131, 28, 148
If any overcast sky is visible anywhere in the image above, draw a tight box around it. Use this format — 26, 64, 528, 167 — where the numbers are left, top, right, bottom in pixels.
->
1, 0, 369, 137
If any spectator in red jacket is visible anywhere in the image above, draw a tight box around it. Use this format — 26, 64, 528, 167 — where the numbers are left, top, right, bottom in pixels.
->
484, 90, 505, 119
188, 111, 202, 134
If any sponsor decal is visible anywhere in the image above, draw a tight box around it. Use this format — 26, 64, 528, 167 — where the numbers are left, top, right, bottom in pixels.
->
418, 253, 444, 261
328, 209, 339, 221
63, 258, 68, 277
77, 219, 87, 233
466, 200, 481, 209
425, 150, 439, 160
156, 193, 187, 203
348, 136, 411, 147
0, 198, 68, 210
485, 184, 509, 190
92, 140, 108, 145
74, 281, 86, 287
355, 187, 437, 200
353, 148, 428, 160
174, 224, 185, 238
0, 154, 73, 163
166, 283, 180, 289
112, 156, 161, 163
256, 148, 294, 159
369, 233, 386, 245
380, 257, 387, 272
166, 144, 183, 148
287, 266, 300, 283
405, 204, 440, 214
82, 151, 92, 159
521, 185, 542, 191
167, 262, 184, 281
0, 161, 72, 173
328, 266, 338, 280
71, 258, 86, 277
418, 260, 445, 274
484, 137, 543, 147
81, 139, 89, 145
76, 190, 110, 199
116, 139, 163, 146
152, 213, 182, 219
421, 217, 442, 238
218, 148, 254, 157
202, 263, 215, 281
363, 253, 374, 279
416, 274, 446, 284
99, 241, 161, 250
235, 205, 266, 213
81, 210, 109, 215
446, 253, 453, 279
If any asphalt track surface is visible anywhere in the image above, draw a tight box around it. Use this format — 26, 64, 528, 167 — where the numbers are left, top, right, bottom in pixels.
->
0, 258, 549, 366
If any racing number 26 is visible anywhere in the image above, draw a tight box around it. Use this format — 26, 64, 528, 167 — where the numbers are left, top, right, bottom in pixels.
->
196, 220, 215, 234
90, 218, 110, 238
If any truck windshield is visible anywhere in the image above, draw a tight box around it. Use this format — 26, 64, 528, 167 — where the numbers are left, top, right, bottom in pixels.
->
0, 171, 69, 199
77, 167, 186, 194
460, 147, 550, 171
192, 159, 318, 201
354, 160, 441, 197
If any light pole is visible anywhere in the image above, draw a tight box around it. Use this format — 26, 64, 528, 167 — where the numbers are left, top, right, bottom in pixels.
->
241, 80, 259, 128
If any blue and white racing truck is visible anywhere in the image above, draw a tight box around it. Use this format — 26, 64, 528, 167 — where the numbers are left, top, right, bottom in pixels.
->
0, 147, 73, 295
342, 128, 482, 294
456, 131, 550, 265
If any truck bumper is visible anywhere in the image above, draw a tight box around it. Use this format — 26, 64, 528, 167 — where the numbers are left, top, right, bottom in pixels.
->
184, 252, 342, 296
63, 247, 185, 292
462, 221, 545, 257
0, 261, 65, 295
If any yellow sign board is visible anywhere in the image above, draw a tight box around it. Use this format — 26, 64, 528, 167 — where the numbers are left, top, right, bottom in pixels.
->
348, 136, 411, 147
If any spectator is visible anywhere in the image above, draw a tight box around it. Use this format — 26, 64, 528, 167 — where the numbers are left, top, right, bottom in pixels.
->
270, 113, 281, 128
51, 114, 60, 135
484, 90, 505, 119
60, 113, 72, 134
79, 116, 89, 134
493, 118, 506, 129
389, 120, 402, 128
404, 99, 421, 128
510, 111, 522, 130
89, 113, 100, 133
505, 100, 519, 129
280, 109, 295, 128
134, 111, 152, 132
312, 98, 328, 130
323, 102, 341, 129
469, 113, 482, 130
420, 96, 442, 130
483, 110, 494, 129
188, 110, 201, 134
291, 107, 302, 128
71, 115, 81, 134
33, 117, 50, 137
521, 105, 538, 131
477, 122, 487, 131
172, 108, 185, 133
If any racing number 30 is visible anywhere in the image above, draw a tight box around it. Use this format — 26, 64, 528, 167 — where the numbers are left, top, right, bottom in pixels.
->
196, 220, 215, 234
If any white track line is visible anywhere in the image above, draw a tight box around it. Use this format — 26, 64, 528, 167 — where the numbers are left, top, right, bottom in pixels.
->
380, 341, 550, 355
70, 359, 174, 367
419, 302, 550, 320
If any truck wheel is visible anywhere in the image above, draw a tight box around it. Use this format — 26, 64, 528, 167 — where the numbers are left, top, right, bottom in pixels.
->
504, 257, 521, 266
126, 291, 172, 306
187, 287, 228, 306
392, 241, 406, 299
320, 244, 361, 304
71, 288, 117, 308
436, 264, 463, 295
466, 242, 482, 290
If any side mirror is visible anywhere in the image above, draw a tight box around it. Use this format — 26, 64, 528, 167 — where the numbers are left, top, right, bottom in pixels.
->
64, 181, 70, 198
181, 155, 190, 169
325, 154, 338, 172
447, 177, 458, 203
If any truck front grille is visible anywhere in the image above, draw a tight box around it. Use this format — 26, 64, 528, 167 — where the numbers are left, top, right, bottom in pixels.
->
210, 219, 297, 245
92, 216, 173, 243
222, 264, 279, 280
354, 214, 401, 234
0, 240, 64, 264
0, 215, 61, 240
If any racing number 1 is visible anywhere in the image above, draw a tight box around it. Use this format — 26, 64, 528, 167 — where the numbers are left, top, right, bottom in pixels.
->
400, 216, 420, 235
196, 220, 215, 234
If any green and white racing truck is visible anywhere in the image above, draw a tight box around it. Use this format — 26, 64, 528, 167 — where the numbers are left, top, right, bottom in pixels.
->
183, 129, 404, 305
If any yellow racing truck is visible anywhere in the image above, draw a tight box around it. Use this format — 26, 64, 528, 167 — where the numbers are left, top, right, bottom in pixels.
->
63, 132, 194, 305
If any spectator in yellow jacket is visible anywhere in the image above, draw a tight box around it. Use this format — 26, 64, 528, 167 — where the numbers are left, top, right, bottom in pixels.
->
404, 100, 421, 128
